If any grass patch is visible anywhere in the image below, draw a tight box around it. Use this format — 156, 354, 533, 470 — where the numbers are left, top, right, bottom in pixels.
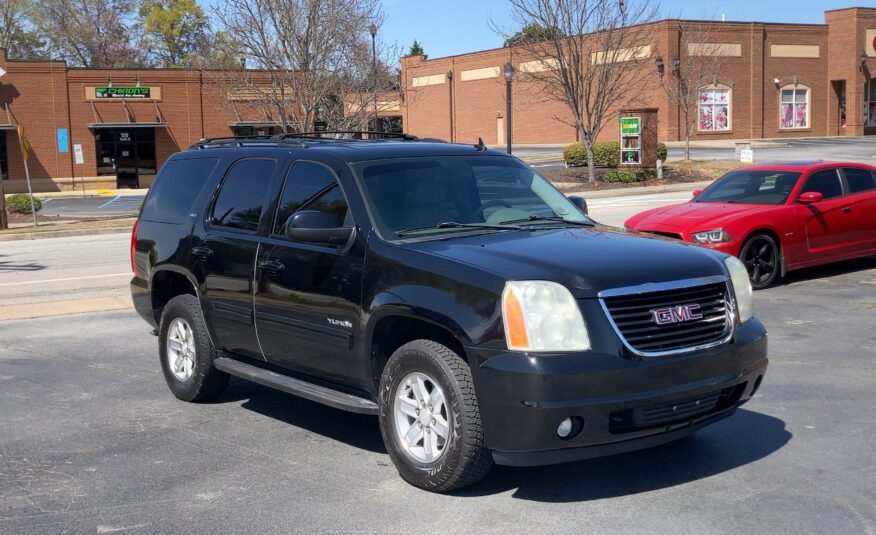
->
0, 217, 136, 235
666, 159, 745, 180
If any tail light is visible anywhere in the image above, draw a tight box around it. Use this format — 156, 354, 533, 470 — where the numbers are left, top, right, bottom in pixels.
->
130, 219, 140, 273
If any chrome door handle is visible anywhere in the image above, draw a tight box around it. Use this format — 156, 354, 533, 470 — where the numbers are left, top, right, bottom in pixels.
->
191, 246, 213, 260
258, 259, 285, 275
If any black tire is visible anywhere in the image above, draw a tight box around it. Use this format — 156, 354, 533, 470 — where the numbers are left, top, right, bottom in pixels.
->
739, 233, 780, 290
378, 340, 493, 492
158, 294, 229, 402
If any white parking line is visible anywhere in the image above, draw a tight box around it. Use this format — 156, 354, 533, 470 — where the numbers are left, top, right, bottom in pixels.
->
0, 273, 131, 287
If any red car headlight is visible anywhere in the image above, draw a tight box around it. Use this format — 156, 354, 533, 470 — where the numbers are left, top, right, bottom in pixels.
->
692, 228, 732, 244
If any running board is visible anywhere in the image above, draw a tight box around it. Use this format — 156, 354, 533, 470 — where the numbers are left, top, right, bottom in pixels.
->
213, 357, 378, 415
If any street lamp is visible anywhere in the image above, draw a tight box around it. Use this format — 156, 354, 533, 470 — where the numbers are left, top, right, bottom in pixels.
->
654, 55, 664, 77
861, 51, 869, 71
503, 62, 514, 154
369, 24, 378, 134
672, 56, 680, 76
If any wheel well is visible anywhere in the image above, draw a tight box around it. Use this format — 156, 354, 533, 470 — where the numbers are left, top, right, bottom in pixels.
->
151, 271, 197, 324
744, 229, 784, 275
369, 315, 466, 387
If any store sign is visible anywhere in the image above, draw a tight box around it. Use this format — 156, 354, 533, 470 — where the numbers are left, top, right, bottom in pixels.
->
73, 144, 84, 164
95, 87, 151, 99
620, 117, 640, 135
867, 29, 876, 57
57, 128, 69, 153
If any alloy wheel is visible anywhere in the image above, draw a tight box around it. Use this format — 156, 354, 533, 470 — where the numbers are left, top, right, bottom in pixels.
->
166, 318, 196, 382
393, 372, 451, 463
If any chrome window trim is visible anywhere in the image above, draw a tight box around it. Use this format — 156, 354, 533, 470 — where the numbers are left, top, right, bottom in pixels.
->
598, 276, 736, 358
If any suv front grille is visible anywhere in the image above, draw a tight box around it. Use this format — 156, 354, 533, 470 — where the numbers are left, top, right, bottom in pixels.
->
600, 279, 733, 356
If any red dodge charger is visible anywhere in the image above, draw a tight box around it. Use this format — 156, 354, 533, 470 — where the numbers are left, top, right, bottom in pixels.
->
625, 161, 876, 289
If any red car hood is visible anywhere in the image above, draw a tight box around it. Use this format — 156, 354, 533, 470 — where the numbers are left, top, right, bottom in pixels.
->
626, 202, 774, 232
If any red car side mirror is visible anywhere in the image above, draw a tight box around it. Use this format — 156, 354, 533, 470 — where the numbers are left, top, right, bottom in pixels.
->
692, 189, 703, 199
798, 192, 823, 204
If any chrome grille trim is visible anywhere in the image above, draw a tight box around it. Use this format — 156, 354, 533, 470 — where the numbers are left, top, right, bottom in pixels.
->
598, 276, 736, 358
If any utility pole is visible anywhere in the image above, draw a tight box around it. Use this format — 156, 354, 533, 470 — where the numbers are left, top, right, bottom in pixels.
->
369, 24, 378, 134
503, 62, 514, 154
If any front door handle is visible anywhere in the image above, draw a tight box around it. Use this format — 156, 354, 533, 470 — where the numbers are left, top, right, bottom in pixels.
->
842, 206, 852, 214
191, 246, 213, 260
258, 259, 285, 275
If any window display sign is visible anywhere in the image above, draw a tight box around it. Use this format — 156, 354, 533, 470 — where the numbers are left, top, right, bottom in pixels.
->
699, 88, 730, 131
620, 116, 641, 165
95, 87, 151, 99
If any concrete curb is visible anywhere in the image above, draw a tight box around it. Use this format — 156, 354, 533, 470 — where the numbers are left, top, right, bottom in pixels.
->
0, 226, 132, 242
556, 180, 714, 198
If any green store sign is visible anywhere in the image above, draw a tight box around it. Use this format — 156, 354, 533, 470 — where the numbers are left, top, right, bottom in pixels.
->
620, 117, 640, 135
95, 87, 151, 99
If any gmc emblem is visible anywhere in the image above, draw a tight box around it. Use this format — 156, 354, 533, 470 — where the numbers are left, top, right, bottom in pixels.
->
651, 304, 703, 325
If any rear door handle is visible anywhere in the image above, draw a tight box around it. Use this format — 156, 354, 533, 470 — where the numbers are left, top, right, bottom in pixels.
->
258, 259, 285, 275
842, 207, 852, 214
191, 246, 213, 260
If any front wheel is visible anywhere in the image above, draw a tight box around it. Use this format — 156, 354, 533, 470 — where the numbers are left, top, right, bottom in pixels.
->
378, 340, 493, 492
740, 234, 780, 290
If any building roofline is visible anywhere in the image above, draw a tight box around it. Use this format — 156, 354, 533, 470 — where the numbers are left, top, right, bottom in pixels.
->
823, 6, 876, 14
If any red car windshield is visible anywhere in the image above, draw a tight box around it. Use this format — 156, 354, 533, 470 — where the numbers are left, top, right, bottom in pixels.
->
696, 170, 802, 205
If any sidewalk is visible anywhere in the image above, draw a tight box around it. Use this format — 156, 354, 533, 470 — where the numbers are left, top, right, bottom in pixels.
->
4, 188, 149, 201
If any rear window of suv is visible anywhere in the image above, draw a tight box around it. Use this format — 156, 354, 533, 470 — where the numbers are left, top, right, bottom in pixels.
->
140, 157, 219, 223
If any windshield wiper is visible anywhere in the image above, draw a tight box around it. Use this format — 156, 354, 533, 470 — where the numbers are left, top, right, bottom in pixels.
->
396, 221, 522, 237
498, 215, 595, 226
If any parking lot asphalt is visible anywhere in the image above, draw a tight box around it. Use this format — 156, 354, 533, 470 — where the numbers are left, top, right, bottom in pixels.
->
1, 257, 875, 533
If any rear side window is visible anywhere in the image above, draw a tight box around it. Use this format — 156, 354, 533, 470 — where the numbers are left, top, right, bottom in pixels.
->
800, 169, 843, 200
211, 158, 276, 232
140, 157, 219, 223
843, 168, 876, 194
273, 162, 340, 234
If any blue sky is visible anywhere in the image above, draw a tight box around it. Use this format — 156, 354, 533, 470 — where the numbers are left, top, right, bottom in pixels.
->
381, 0, 861, 59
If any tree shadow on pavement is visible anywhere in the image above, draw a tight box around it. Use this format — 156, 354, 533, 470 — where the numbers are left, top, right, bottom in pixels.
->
0, 255, 46, 272
455, 409, 790, 502
216, 378, 385, 454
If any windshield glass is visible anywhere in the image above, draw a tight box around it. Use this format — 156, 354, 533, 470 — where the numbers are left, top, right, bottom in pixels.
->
696, 169, 802, 205
351, 156, 590, 239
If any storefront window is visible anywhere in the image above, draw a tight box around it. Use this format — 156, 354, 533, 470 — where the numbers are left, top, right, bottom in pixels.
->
0, 131, 7, 180
780, 87, 809, 129
865, 78, 876, 128
698, 87, 731, 131
94, 128, 157, 176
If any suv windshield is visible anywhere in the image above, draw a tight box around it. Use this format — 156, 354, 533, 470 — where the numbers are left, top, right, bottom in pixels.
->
696, 169, 802, 205
352, 155, 590, 239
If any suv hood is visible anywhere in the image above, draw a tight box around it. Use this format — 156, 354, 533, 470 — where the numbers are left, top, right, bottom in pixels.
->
406, 225, 728, 298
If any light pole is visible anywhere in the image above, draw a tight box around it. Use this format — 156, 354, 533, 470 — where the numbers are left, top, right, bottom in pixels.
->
503, 62, 514, 154
369, 24, 378, 134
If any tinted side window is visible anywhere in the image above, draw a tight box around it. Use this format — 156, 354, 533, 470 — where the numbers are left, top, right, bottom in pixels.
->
211, 158, 276, 232
843, 168, 876, 194
800, 170, 843, 200
273, 162, 341, 234
303, 185, 349, 227
140, 157, 219, 223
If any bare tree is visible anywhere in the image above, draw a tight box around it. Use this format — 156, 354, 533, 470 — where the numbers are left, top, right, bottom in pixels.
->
0, 0, 44, 59
210, 0, 395, 133
501, 0, 659, 182
656, 20, 728, 160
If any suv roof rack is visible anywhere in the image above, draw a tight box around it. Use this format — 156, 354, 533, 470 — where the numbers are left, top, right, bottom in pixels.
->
189, 131, 427, 150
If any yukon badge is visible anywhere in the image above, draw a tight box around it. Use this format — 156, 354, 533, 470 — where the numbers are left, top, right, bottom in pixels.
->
651, 304, 703, 325
327, 318, 353, 329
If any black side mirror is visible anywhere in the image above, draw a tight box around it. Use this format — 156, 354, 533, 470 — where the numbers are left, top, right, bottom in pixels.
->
569, 195, 588, 215
284, 210, 353, 245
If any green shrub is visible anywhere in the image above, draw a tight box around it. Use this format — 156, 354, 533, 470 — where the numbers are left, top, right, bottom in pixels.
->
6, 194, 42, 214
603, 170, 638, 183
657, 142, 668, 162
563, 143, 587, 166
592, 141, 620, 167
636, 168, 657, 180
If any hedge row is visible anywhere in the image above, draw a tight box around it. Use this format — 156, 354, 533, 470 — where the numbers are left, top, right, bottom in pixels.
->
5, 194, 42, 214
563, 141, 668, 166
603, 168, 658, 183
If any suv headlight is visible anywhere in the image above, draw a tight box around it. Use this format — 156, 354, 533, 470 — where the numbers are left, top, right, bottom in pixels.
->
502, 281, 591, 352
692, 229, 732, 243
724, 256, 753, 323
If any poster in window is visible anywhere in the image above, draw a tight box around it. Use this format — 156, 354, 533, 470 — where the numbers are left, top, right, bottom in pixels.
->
795, 103, 807, 128
699, 105, 714, 130
715, 105, 729, 129
781, 103, 794, 128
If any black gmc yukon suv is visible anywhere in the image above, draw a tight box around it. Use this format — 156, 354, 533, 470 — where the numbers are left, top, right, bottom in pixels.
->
131, 133, 768, 492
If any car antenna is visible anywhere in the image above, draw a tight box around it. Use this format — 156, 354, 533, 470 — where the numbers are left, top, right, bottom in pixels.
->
474, 137, 487, 152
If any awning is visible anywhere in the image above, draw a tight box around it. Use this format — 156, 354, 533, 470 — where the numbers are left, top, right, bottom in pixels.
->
88, 122, 167, 129
0, 123, 17, 130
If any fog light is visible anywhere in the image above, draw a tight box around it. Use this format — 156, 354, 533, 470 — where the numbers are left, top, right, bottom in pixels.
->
557, 418, 574, 438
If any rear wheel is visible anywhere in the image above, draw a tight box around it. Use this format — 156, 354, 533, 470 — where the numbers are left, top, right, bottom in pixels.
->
378, 340, 493, 492
158, 294, 228, 402
740, 234, 780, 289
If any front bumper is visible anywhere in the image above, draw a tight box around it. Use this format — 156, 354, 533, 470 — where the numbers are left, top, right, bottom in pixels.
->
467, 318, 767, 467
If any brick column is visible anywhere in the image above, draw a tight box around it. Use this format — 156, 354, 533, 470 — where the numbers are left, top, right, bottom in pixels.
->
749, 24, 765, 139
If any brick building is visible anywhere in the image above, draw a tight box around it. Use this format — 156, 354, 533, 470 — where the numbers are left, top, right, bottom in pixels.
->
401, 7, 876, 147
0, 53, 382, 193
